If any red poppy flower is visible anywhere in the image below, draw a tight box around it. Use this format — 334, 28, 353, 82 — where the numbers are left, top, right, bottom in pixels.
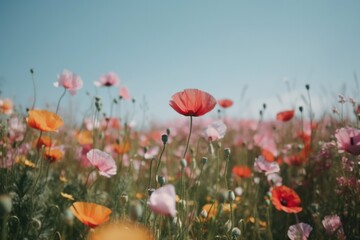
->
276, 110, 295, 122
218, 98, 234, 109
232, 166, 252, 178
169, 89, 216, 117
271, 185, 302, 213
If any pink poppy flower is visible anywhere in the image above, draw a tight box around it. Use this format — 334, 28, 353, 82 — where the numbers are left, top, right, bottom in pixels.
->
138, 146, 160, 160
287, 222, 312, 240
335, 127, 360, 155
86, 149, 117, 177
94, 72, 120, 87
119, 86, 131, 100
204, 120, 227, 141
254, 155, 280, 175
148, 184, 177, 217
54, 70, 83, 95
322, 215, 343, 235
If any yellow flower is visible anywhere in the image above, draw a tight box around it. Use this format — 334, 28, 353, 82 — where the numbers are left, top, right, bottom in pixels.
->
61, 192, 75, 201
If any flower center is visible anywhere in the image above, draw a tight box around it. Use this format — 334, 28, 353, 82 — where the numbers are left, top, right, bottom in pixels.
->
280, 198, 288, 206
350, 137, 354, 145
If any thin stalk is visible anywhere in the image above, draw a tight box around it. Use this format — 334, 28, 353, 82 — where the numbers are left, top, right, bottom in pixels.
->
154, 142, 167, 186
183, 116, 193, 159
30, 69, 36, 110
56, 88, 67, 114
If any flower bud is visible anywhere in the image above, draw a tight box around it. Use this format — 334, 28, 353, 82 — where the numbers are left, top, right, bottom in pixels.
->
305, 84, 310, 90
120, 193, 128, 205
228, 190, 235, 202
157, 175, 166, 186
180, 159, 187, 168
201, 157, 208, 165
166, 128, 170, 136
224, 148, 231, 158
161, 134, 168, 144
231, 227, 241, 239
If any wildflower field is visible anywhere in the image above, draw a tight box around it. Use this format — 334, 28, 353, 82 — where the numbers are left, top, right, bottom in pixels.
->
0, 70, 359, 240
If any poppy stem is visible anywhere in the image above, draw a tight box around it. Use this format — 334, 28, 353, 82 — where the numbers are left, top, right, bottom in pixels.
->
183, 116, 193, 159
154, 141, 167, 186
30, 69, 36, 110
56, 88, 67, 114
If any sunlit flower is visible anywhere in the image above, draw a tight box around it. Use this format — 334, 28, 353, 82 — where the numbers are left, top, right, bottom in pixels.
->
70, 202, 112, 228
204, 120, 227, 141
54, 69, 83, 95
218, 98, 234, 108
86, 149, 117, 177
94, 72, 119, 87
169, 89, 216, 117
35, 136, 53, 150
75, 130, 93, 145
322, 215, 344, 236
88, 221, 152, 240
27, 110, 64, 132
254, 155, 280, 175
335, 127, 360, 155
271, 185, 302, 213
148, 184, 177, 217
0, 98, 13, 115
44, 147, 63, 162
232, 166, 252, 178
112, 142, 131, 155
287, 222, 312, 240
276, 110, 295, 122
119, 86, 131, 100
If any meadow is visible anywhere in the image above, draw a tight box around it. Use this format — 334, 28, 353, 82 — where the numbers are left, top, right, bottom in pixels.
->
0, 70, 359, 240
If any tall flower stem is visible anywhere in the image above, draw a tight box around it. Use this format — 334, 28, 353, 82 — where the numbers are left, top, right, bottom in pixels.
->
56, 88, 67, 114
30, 69, 36, 110
183, 116, 193, 159
154, 142, 167, 186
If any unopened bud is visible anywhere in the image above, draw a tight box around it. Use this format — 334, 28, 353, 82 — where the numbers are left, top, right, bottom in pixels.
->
166, 128, 170, 136
200, 209, 208, 218
201, 157, 208, 165
120, 193, 128, 204
157, 175, 166, 186
299, 106, 303, 112
231, 227, 242, 239
161, 134, 168, 144
305, 84, 310, 90
224, 148, 231, 158
228, 190, 235, 202
180, 159, 187, 168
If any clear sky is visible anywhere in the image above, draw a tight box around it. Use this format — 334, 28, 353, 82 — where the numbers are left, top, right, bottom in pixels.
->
1, 0, 360, 124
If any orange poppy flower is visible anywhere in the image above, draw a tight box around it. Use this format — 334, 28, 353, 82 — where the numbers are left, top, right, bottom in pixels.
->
232, 166, 252, 178
70, 202, 112, 228
218, 98, 234, 108
271, 185, 302, 213
27, 110, 64, 132
75, 130, 93, 145
0, 98, 13, 115
44, 147, 63, 162
112, 142, 131, 154
276, 110, 295, 122
169, 89, 216, 117
35, 136, 53, 150
88, 221, 153, 240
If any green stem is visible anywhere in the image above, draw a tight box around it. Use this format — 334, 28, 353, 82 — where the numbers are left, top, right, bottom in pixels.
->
154, 142, 167, 186
56, 88, 67, 114
183, 116, 193, 159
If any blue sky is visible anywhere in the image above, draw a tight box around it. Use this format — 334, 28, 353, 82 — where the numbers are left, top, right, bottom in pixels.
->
1, 0, 359, 124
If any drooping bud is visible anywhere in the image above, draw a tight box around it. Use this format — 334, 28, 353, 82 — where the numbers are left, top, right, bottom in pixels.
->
180, 159, 187, 168
201, 157, 208, 165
